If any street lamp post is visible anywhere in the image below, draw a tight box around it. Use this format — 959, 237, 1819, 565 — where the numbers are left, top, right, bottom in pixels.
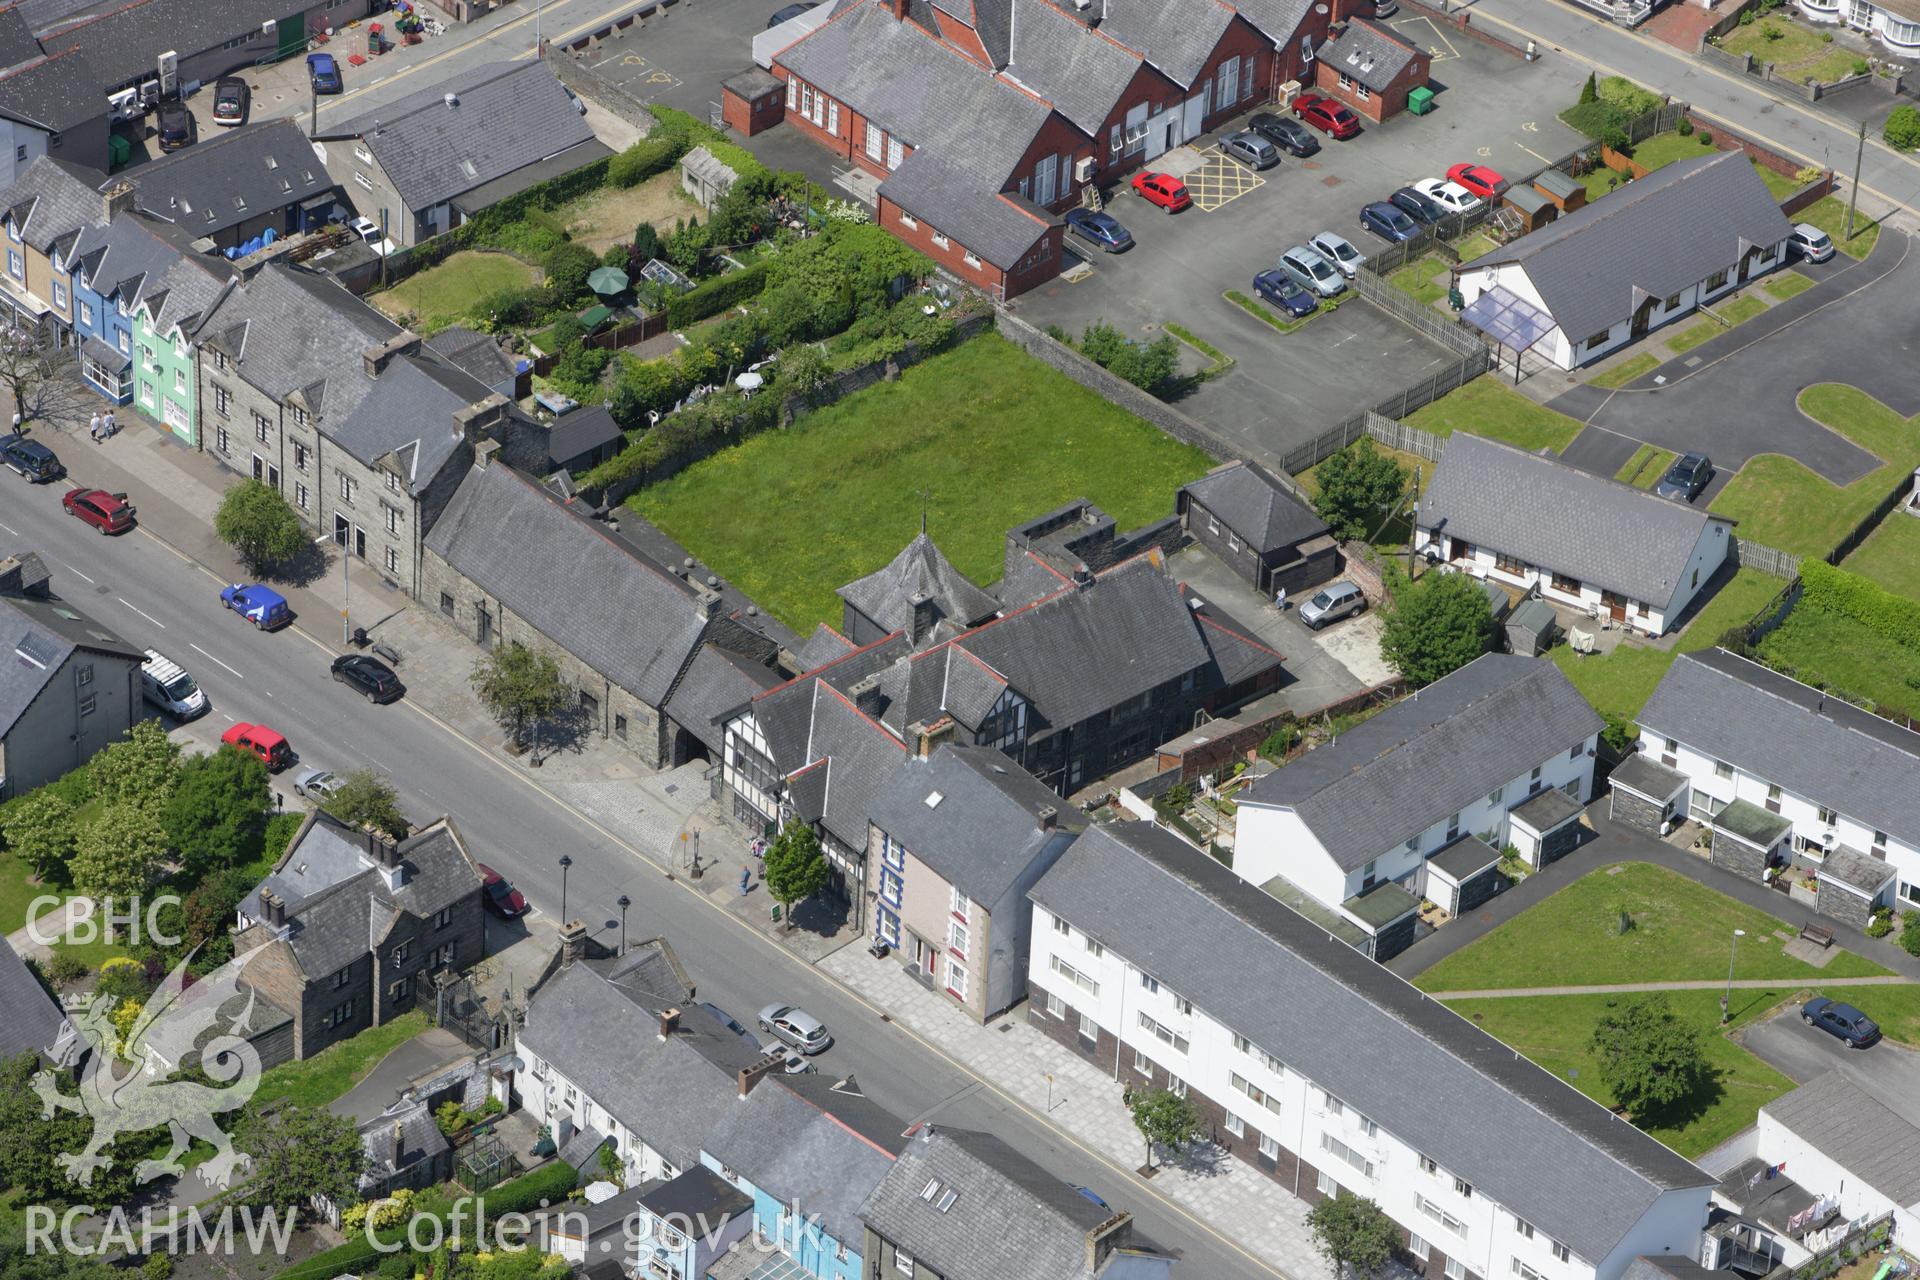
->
559, 854, 573, 924
1721, 928, 1746, 1023
617, 894, 631, 955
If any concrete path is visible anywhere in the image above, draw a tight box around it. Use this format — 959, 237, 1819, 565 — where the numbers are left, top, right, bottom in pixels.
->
1427, 975, 1914, 1000
6, 896, 97, 963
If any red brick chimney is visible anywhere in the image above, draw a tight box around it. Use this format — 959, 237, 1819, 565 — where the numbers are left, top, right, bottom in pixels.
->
891, 0, 907, 19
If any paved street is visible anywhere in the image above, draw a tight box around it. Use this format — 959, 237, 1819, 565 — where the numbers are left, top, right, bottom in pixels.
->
1736, 1009, 1920, 1131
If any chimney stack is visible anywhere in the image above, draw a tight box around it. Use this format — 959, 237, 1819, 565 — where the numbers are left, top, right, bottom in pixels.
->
907, 717, 955, 759
1036, 804, 1057, 831
0, 552, 52, 600
474, 439, 501, 469
1072, 562, 1094, 589
850, 673, 886, 720
1085, 1212, 1134, 1273
658, 1007, 681, 1041
453, 392, 510, 443
560, 920, 588, 969
737, 1053, 782, 1098
102, 179, 137, 223
362, 331, 422, 380
261, 890, 286, 928
891, 0, 907, 18
908, 590, 938, 645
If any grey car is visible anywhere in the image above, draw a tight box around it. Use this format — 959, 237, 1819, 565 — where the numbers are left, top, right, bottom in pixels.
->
1299, 580, 1366, 630
759, 1003, 832, 1054
292, 767, 343, 800
1279, 246, 1346, 298
1653, 452, 1713, 502
1308, 231, 1365, 278
1221, 131, 1280, 170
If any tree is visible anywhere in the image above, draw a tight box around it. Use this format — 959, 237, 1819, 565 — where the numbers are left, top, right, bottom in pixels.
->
543, 241, 601, 302
214, 478, 308, 573
69, 803, 168, 902
87, 720, 180, 815
1308, 1191, 1401, 1279
0, 1052, 139, 1208
320, 769, 410, 838
161, 745, 269, 878
233, 1103, 366, 1213
1378, 567, 1496, 686
1884, 104, 1920, 152
762, 820, 830, 928
1590, 995, 1711, 1119
1126, 1087, 1206, 1171
470, 642, 570, 752
1109, 335, 1180, 397
1579, 71, 1599, 104
1310, 439, 1408, 542
0, 322, 74, 428
632, 222, 662, 265
0, 788, 79, 880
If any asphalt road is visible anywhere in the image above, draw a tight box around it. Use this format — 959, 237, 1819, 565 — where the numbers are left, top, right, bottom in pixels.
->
1738, 1007, 1920, 1132
0, 473, 1271, 1279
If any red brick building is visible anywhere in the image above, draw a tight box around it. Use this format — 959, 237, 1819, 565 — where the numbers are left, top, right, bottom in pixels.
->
1312, 17, 1431, 123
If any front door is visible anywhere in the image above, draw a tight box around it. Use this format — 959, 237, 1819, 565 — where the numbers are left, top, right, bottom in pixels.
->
1630, 295, 1657, 338
1601, 590, 1627, 622
353, 525, 366, 559
476, 603, 492, 645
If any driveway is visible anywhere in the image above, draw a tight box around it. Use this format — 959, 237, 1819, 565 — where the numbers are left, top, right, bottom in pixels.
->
328, 1027, 475, 1124
1169, 545, 1371, 712
1737, 1005, 1920, 1131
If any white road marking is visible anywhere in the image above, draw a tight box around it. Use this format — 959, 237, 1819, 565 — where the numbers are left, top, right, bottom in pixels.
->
190, 644, 245, 679
117, 599, 165, 629
62, 563, 95, 584
0, 520, 15, 535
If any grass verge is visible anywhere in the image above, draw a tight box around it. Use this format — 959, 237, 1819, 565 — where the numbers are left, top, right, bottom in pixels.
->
1589, 353, 1660, 390
253, 1011, 430, 1110
1754, 602, 1920, 722
1764, 271, 1816, 301
1165, 322, 1234, 380
1841, 510, 1920, 601
1615, 444, 1677, 488
1794, 194, 1880, 259
1405, 378, 1583, 454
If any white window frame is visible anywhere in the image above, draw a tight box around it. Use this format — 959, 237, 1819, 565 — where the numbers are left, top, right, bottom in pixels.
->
865, 122, 882, 160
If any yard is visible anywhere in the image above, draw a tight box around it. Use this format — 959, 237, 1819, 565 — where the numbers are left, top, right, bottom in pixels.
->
629, 333, 1215, 631
1716, 16, 1868, 87
1578, 132, 1806, 206
1842, 510, 1920, 600
370, 251, 540, 332
1405, 377, 1584, 454
1709, 384, 1920, 556
1589, 353, 1660, 390
1662, 292, 1771, 357
1387, 256, 1452, 307
1754, 602, 1920, 722
554, 170, 696, 254
1764, 271, 1816, 301
1297, 439, 1431, 550
1793, 194, 1880, 259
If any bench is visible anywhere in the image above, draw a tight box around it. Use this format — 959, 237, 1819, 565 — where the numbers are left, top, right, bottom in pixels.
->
1799, 923, 1835, 950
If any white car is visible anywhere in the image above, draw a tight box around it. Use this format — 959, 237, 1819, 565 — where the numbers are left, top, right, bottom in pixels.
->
1413, 178, 1483, 215
1308, 231, 1366, 278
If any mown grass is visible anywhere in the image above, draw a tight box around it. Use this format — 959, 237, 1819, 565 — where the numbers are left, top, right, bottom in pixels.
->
1405, 378, 1584, 454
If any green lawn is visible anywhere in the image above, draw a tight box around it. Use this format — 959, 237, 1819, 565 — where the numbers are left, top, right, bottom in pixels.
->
1663, 295, 1770, 357
1615, 444, 1676, 488
1715, 295, 1769, 327
1665, 319, 1723, 356
1629, 131, 1721, 171
1834, 984, 1920, 1046
1455, 233, 1499, 263
630, 333, 1215, 631
1755, 603, 1920, 722
1443, 988, 1798, 1158
1764, 271, 1816, 301
1842, 511, 1920, 601
1710, 384, 1920, 556
0, 853, 63, 937
1589, 353, 1660, 390
1793, 194, 1880, 259
1549, 567, 1784, 725
252, 1011, 430, 1110
1405, 378, 1584, 454
1387, 256, 1452, 307
1417, 862, 1890, 992
1719, 18, 1861, 83
371, 251, 539, 332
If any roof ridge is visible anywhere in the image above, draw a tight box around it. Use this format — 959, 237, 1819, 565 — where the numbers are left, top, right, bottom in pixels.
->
1482, 151, 1740, 268
1455, 433, 1723, 524
816, 679, 910, 748
754, 628, 907, 700
1193, 608, 1285, 662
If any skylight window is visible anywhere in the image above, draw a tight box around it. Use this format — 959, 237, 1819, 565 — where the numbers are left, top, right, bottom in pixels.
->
924, 790, 944, 808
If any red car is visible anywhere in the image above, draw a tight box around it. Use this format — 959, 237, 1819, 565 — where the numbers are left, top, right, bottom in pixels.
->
1446, 163, 1507, 199
1293, 93, 1362, 140
222, 722, 293, 771
1130, 170, 1192, 212
477, 864, 528, 918
63, 487, 135, 534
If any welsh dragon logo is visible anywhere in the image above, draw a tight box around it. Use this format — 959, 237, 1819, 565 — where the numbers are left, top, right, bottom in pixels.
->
33, 947, 265, 1190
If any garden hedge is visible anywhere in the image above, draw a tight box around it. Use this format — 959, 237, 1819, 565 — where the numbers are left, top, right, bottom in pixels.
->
666, 262, 771, 327
1798, 559, 1920, 650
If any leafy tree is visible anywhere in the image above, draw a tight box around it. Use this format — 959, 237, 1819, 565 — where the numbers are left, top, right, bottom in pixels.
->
665, 217, 711, 275
1885, 104, 1920, 152
1307, 1191, 1401, 1279
762, 820, 831, 929
161, 745, 269, 878
1, 788, 78, 880
1579, 71, 1598, 104
632, 222, 662, 265
1311, 439, 1408, 542
1590, 995, 1710, 1119
1126, 1087, 1206, 1171
543, 241, 600, 302
470, 642, 570, 751
214, 478, 308, 573
0, 1051, 139, 1208
69, 803, 169, 902
1109, 335, 1180, 397
87, 720, 180, 815
1378, 568, 1497, 686
1079, 320, 1128, 366
234, 1103, 366, 1213
320, 769, 410, 838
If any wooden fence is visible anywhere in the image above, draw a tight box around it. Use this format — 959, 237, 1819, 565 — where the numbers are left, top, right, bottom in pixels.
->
1731, 537, 1802, 581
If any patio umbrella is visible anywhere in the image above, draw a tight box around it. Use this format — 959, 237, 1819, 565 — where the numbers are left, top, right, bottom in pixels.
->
588, 266, 629, 296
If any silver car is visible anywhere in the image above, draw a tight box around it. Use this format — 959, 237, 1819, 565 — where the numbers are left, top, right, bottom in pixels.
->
292, 768, 344, 800
1299, 580, 1367, 630
759, 1003, 833, 1054
1279, 246, 1346, 298
1308, 231, 1366, 278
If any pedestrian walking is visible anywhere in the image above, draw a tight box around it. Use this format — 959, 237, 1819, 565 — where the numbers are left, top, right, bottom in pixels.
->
1274, 586, 1288, 612
102, 409, 116, 439
739, 865, 751, 897
88, 411, 102, 443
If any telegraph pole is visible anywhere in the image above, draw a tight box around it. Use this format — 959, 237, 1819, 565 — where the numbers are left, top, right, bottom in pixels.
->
1845, 117, 1866, 242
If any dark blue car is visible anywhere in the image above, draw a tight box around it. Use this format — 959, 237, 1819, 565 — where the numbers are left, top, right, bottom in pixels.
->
1064, 207, 1133, 253
221, 583, 292, 630
1252, 269, 1317, 318
1802, 997, 1880, 1048
1360, 201, 1419, 243
306, 52, 342, 95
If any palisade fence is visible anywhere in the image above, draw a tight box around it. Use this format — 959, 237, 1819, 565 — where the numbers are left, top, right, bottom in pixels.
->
1730, 537, 1802, 581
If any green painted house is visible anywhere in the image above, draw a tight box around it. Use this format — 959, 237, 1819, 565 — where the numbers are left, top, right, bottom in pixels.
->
131, 255, 233, 446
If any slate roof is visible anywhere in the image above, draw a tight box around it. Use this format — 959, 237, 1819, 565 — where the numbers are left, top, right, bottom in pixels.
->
640, 1164, 753, 1222
36, 0, 297, 90
748, 632, 912, 775
795, 623, 858, 669
874, 150, 1055, 269
197, 263, 398, 422
1420, 433, 1731, 609
543, 404, 621, 467
1763, 1072, 1920, 1207
114, 120, 333, 238
1181, 460, 1327, 553
1, 570, 142, 737
1098, 0, 1235, 88
1032, 822, 1713, 1262
1000, 0, 1140, 135
837, 531, 1002, 639
1320, 17, 1418, 93
1471, 151, 1792, 346
320, 61, 596, 213
1, 153, 101, 253
858, 1126, 1116, 1280
1241, 654, 1602, 870
358, 1098, 449, 1188
1638, 649, 1920, 851
663, 642, 781, 756
327, 355, 484, 494
786, 681, 911, 849
0, 47, 103, 133
0, 3, 39, 68
1225, 0, 1316, 45
868, 745, 1084, 906
139, 248, 235, 339
1609, 750, 1686, 801
0, 930, 76, 1065
69, 211, 184, 312
425, 460, 711, 708
424, 325, 519, 391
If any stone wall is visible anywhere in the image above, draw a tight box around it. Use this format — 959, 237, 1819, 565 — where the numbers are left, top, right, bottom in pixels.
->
1370, 913, 1418, 962
1456, 865, 1508, 916
1536, 819, 1583, 867
1710, 830, 1768, 882
1815, 884, 1874, 931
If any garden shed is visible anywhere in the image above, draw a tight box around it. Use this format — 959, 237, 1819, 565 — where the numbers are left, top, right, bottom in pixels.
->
1505, 597, 1557, 656
680, 145, 739, 211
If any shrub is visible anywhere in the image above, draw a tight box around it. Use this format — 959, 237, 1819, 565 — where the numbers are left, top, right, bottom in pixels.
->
1579, 72, 1598, 104
1799, 560, 1920, 650
1697, 129, 1712, 145
1597, 75, 1662, 115
1884, 104, 1920, 152
543, 242, 600, 303
665, 261, 771, 327
485, 219, 567, 259
632, 222, 662, 264
142, 1252, 173, 1280
1902, 910, 1920, 957
1258, 723, 1299, 761
1866, 908, 1894, 939
1852, 58, 1870, 75
1602, 125, 1630, 155
1677, 117, 1693, 136
42, 952, 89, 985
1794, 164, 1825, 184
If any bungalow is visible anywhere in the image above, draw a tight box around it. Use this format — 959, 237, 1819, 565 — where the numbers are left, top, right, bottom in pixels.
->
1755, 1072, 1920, 1250
1176, 459, 1337, 598
1455, 151, 1791, 369
1634, 648, 1919, 931
1796, 0, 1920, 57
1415, 434, 1734, 637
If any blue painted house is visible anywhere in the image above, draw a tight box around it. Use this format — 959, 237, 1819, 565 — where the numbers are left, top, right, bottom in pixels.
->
699, 1074, 906, 1280
65, 212, 185, 405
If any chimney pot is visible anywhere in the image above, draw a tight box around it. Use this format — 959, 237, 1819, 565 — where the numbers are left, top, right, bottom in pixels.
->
736, 1054, 782, 1098
102, 179, 138, 224
262, 890, 286, 928
658, 1006, 681, 1041
1036, 804, 1057, 831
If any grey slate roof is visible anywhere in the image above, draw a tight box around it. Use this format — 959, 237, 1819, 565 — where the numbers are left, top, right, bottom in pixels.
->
1, 153, 101, 252
1181, 460, 1327, 553
1098, 0, 1235, 88
1509, 784, 1583, 833
639, 1164, 752, 1223
868, 745, 1084, 906
1031, 822, 1713, 1263
0, 47, 102, 132
788, 680, 910, 849
321, 61, 596, 213
114, 120, 333, 238
1, 574, 142, 736
0, 931, 76, 1065
795, 623, 858, 669
1472, 151, 1792, 346
1762, 1072, 1920, 1207
0, 4, 39, 69
327, 355, 484, 493
358, 1098, 448, 1188
140, 249, 235, 339
1609, 750, 1686, 801
663, 642, 781, 756
543, 404, 621, 467
1420, 433, 1731, 609
1320, 18, 1418, 93
876, 150, 1055, 269
425, 326, 519, 391
748, 632, 911, 775
37, 0, 297, 90
1225, 0, 1315, 45
69, 211, 186, 314
1638, 649, 1920, 851
838, 531, 1002, 639
1242, 653, 1602, 870
858, 1126, 1116, 1280
1001, 0, 1140, 134
199, 263, 400, 424
425, 460, 711, 708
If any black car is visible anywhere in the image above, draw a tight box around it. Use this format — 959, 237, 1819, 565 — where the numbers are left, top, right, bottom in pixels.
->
330, 653, 405, 703
1802, 997, 1880, 1048
1220, 131, 1280, 170
157, 103, 193, 152
1, 434, 63, 482
1389, 186, 1447, 226
1360, 201, 1419, 242
1248, 112, 1319, 157
1253, 269, 1317, 319
211, 77, 250, 127
766, 1, 817, 25
1653, 452, 1713, 502
1064, 207, 1133, 253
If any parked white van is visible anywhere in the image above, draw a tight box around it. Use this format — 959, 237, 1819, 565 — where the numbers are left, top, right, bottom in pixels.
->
141, 649, 208, 719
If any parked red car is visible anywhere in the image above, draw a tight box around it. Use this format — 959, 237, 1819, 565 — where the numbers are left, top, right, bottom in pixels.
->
1446, 162, 1507, 199
477, 864, 528, 919
62, 487, 135, 534
1130, 170, 1192, 212
1293, 93, 1362, 140
222, 722, 293, 771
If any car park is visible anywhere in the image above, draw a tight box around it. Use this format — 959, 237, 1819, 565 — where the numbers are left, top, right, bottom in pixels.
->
1, 434, 62, 482
1064, 207, 1133, 253
222, 721, 293, 771
1390, 186, 1447, 226
1299, 580, 1367, 630
1359, 201, 1419, 242
63, 487, 135, 534
1653, 452, 1713, 502
292, 767, 343, 800
1253, 269, 1318, 318
1802, 996, 1880, 1048
221, 583, 291, 629
1248, 112, 1319, 156
478, 864, 528, 918
1309, 231, 1365, 278
157, 102, 193, 152
1292, 93, 1361, 140
1221, 131, 1280, 170
211, 78, 250, 126
1446, 163, 1506, 199
331, 653, 404, 703
1130, 170, 1192, 212
306, 52, 342, 94
767, 1, 817, 26
1413, 178, 1482, 215
1788, 222, 1835, 263
1278, 246, 1345, 298
140, 649, 208, 719
758, 1003, 832, 1054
